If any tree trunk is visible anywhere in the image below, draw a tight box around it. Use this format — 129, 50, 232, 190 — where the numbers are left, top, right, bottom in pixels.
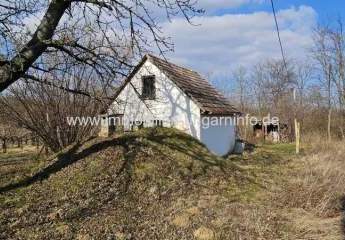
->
341, 109, 345, 140
0, 0, 70, 92
2, 139, 7, 153
327, 108, 332, 142
327, 64, 332, 142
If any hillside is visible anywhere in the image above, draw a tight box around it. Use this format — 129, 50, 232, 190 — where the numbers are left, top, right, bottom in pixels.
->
0, 128, 344, 239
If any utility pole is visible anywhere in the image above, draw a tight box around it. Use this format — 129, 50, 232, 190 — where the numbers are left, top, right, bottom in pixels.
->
293, 88, 300, 154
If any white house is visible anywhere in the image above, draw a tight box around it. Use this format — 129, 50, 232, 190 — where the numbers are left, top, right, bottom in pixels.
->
101, 54, 240, 155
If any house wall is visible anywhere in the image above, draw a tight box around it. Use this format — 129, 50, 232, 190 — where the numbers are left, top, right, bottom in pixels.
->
108, 60, 201, 139
200, 116, 237, 156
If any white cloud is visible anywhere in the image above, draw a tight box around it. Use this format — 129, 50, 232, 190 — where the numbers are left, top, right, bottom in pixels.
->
161, 5, 317, 78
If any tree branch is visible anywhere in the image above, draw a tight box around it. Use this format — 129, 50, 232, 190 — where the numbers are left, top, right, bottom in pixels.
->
0, 0, 71, 92
23, 74, 109, 102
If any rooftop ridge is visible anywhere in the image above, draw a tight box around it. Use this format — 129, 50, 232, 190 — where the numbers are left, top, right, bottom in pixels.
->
146, 54, 201, 75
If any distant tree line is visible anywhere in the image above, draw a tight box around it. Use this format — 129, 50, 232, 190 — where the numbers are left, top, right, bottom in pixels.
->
229, 19, 345, 141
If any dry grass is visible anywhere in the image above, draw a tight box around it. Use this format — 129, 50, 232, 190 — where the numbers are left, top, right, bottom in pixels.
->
0, 129, 293, 239
270, 136, 345, 239
279, 139, 345, 217
0, 129, 344, 239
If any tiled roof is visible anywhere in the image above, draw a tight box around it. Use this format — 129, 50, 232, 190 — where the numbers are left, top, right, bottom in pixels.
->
114, 54, 240, 115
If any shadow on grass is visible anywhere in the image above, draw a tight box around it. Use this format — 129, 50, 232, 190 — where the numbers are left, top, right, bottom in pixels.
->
0, 135, 140, 194
0, 129, 260, 194
0, 129, 217, 194
143, 130, 263, 189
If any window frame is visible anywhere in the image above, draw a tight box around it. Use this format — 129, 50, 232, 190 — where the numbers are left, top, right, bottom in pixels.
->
141, 75, 156, 100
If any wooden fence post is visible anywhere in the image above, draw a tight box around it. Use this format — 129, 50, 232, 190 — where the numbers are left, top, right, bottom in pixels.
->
295, 120, 300, 154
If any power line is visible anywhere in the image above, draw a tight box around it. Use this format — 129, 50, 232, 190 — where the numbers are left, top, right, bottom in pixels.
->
270, 0, 292, 93
270, 0, 300, 154
270, 0, 288, 70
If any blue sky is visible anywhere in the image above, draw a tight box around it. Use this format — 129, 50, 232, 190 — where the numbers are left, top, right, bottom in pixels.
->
159, 0, 344, 82
217, 0, 344, 19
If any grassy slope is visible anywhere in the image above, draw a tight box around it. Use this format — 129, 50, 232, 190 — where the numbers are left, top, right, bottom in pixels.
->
0, 128, 343, 240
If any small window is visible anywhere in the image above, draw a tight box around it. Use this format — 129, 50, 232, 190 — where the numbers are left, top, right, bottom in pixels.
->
142, 75, 156, 100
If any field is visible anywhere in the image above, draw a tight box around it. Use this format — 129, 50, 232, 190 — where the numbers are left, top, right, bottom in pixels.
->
0, 128, 344, 239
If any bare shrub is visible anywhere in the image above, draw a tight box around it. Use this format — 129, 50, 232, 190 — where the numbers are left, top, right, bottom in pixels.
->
0, 71, 102, 152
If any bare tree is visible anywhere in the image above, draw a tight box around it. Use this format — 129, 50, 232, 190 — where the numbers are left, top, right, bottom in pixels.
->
312, 20, 345, 140
0, 64, 103, 152
252, 59, 295, 119
0, 118, 29, 153
329, 19, 345, 139
0, 123, 14, 153
233, 66, 249, 112
294, 61, 314, 124
0, 0, 202, 93
232, 66, 251, 140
